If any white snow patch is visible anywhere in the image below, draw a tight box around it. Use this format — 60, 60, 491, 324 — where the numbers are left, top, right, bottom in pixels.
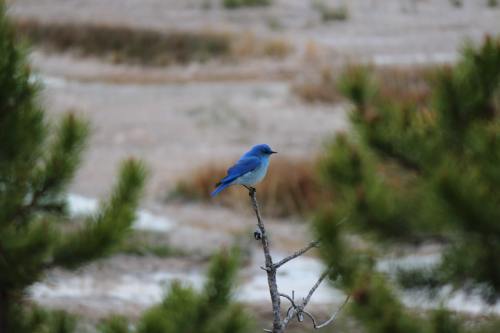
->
67, 194, 98, 216
67, 193, 175, 232
31, 271, 205, 307
372, 52, 457, 66
30, 253, 500, 315
377, 253, 441, 273
401, 286, 500, 315
238, 255, 342, 304
31, 74, 69, 88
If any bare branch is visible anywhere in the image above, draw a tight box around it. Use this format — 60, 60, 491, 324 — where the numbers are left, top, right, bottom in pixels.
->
282, 268, 330, 327
248, 187, 349, 332
283, 267, 351, 330
269, 216, 350, 271
249, 188, 283, 333
273, 240, 320, 269
302, 294, 351, 329
303, 268, 330, 307
279, 292, 296, 308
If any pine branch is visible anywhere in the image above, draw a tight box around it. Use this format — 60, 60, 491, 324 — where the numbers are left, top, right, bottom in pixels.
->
8, 114, 89, 226
50, 159, 146, 269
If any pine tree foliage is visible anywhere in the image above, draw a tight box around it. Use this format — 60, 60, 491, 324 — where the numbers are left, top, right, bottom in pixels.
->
315, 37, 500, 333
9, 307, 77, 333
99, 249, 253, 333
0, 2, 147, 332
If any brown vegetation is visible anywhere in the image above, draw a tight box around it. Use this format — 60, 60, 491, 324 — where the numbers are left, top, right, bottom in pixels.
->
169, 158, 322, 218
230, 32, 293, 59
293, 65, 434, 107
14, 19, 292, 66
292, 67, 344, 104
376, 66, 434, 108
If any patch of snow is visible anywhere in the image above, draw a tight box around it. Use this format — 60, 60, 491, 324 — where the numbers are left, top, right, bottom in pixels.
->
30, 253, 500, 315
134, 211, 174, 233
377, 253, 441, 273
238, 254, 342, 304
32, 74, 69, 88
67, 193, 175, 232
372, 52, 458, 66
401, 286, 500, 316
67, 194, 98, 216
31, 271, 205, 307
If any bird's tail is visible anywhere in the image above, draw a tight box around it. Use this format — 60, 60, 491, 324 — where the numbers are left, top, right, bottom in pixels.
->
211, 182, 231, 197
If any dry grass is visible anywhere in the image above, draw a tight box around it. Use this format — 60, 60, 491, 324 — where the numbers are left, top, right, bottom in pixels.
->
230, 32, 293, 59
292, 66, 344, 104
168, 158, 322, 218
293, 65, 434, 107
14, 19, 292, 66
15, 19, 231, 66
261, 38, 293, 58
376, 66, 434, 108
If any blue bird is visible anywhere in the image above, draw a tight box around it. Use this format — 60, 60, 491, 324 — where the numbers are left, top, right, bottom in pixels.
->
211, 144, 277, 197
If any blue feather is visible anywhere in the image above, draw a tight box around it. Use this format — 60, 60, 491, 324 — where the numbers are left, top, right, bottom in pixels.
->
211, 182, 232, 197
212, 144, 276, 196
220, 156, 260, 183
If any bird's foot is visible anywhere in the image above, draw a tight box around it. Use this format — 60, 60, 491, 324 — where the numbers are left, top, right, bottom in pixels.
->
245, 186, 256, 196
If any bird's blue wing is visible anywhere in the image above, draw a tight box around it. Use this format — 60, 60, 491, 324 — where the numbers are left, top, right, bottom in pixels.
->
212, 156, 261, 196
219, 156, 260, 185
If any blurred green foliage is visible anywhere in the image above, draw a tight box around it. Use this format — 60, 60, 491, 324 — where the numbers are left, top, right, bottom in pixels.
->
99, 249, 254, 333
8, 306, 77, 333
223, 0, 271, 9
0, 3, 146, 331
312, 1, 349, 22
316, 36, 500, 332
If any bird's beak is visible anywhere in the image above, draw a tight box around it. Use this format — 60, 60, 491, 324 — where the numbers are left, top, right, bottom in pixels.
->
270, 151, 277, 154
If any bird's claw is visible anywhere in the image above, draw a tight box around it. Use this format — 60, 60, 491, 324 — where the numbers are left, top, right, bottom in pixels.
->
245, 186, 256, 196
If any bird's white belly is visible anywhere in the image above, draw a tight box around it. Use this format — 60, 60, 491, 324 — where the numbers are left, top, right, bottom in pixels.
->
234, 159, 269, 186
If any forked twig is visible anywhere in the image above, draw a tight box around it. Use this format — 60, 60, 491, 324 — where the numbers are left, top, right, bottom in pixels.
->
273, 240, 320, 269
283, 268, 331, 327
303, 268, 330, 306
301, 294, 351, 329
279, 292, 297, 308
248, 187, 349, 332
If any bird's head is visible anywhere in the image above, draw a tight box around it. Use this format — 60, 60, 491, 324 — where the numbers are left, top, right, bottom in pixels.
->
250, 144, 277, 157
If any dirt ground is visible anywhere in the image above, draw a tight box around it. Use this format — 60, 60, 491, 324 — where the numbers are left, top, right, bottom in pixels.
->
6, 0, 500, 323
8, 0, 500, 63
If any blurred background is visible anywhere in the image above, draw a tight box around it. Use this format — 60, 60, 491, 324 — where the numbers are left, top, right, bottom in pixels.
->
2, 0, 500, 332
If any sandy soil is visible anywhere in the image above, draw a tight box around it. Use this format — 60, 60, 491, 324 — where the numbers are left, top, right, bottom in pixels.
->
5, 0, 500, 322
39, 67, 346, 200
